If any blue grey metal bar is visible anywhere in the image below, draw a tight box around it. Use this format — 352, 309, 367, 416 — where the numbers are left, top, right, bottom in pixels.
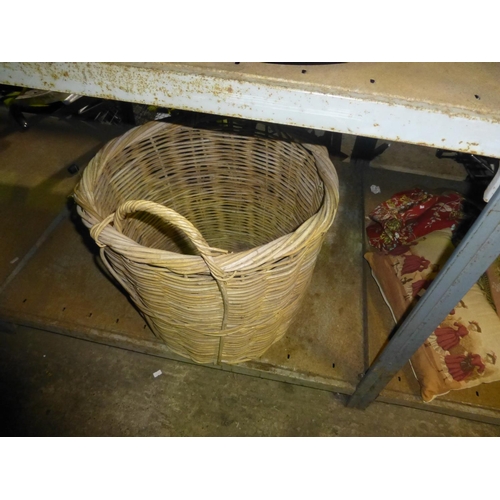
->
348, 186, 500, 409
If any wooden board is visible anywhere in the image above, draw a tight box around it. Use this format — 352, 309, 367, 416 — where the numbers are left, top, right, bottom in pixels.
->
0, 162, 365, 394
1, 116, 500, 425
0, 109, 130, 286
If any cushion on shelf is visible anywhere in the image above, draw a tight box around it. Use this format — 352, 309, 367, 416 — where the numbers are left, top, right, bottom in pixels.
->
366, 229, 500, 402
366, 188, 466, 252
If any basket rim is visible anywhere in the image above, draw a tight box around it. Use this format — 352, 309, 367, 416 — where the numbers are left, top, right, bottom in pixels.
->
74, 121, 340, 275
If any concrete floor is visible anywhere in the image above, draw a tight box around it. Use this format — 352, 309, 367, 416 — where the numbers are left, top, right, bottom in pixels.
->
0, 325, 498, 436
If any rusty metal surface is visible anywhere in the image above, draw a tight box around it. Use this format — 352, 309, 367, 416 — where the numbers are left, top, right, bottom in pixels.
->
177, 62, 500, 115
2, 62, 500, 158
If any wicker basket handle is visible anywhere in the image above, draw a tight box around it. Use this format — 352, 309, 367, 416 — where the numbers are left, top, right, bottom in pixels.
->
117, 199, 226, 256
91, 199, 226, 258
91, 199, 230, 342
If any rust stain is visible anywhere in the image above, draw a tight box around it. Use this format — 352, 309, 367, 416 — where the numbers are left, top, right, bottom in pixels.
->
373, 123, 379, 127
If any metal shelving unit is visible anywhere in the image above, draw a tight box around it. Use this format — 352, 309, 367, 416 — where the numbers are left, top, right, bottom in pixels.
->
1, 62, 499, 413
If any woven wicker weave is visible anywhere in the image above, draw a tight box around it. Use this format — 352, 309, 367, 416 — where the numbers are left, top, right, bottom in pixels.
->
74, 121, 339, 364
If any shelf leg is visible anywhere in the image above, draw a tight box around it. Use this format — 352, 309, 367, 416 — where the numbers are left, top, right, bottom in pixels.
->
348, 185, 500, 409
327, 132, 343, 156
351, 136, 377, 164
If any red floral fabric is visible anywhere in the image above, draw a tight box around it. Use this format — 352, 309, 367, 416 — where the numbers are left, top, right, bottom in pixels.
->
367, 188, 465, 252
412, 279, 431, 298
434, 322, 469, 351
444, 353, 486, 382
401, 254, 431, 275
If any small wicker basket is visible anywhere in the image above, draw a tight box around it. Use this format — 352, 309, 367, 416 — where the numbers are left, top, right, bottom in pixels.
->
74, 121, 339, 364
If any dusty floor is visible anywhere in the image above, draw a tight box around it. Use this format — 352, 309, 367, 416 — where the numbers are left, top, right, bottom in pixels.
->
0, 325, 498, 436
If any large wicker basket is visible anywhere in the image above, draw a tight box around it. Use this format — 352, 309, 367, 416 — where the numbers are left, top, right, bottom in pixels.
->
74, 121, 339, 364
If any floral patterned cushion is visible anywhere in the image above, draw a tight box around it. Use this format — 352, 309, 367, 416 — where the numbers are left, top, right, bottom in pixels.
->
366, 230, 500, 402
366, 188, 466, 252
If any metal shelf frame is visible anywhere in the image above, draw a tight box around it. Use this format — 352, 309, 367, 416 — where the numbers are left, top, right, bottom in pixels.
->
2, 62, 499, 408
